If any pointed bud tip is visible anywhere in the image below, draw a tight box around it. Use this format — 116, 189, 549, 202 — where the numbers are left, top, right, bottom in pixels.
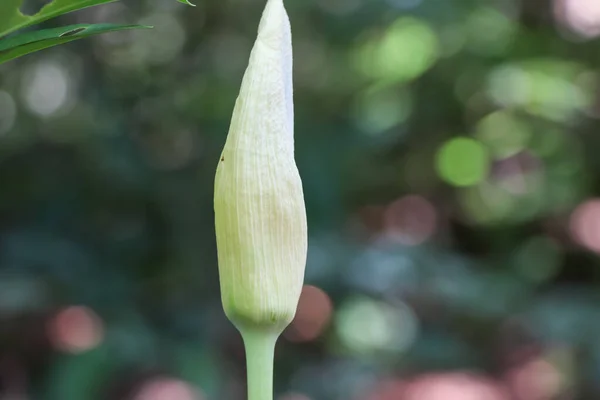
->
257, 0, 290, 49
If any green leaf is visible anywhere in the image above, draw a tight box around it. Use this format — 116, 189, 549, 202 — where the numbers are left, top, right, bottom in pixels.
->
177, 0, 196, 6
0, 23, 151, 64
0, 0, 118, 39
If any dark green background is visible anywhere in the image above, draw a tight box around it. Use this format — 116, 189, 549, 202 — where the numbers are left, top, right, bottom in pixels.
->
1, 0, 600, 399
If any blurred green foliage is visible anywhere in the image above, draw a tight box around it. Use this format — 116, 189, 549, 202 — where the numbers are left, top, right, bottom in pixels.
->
2, 0, 600, 399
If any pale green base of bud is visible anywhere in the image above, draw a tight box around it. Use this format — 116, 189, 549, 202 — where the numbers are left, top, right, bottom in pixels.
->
224, 302, 295, 334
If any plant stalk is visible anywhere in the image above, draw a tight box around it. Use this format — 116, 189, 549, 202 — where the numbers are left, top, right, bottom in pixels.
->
241, 328, 280, 400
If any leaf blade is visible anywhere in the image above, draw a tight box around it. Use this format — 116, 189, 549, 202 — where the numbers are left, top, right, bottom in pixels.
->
0, 0, 119, 39
0, 23, 151, 64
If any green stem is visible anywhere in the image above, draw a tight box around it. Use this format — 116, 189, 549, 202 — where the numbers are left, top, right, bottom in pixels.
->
241, 328, 279, 400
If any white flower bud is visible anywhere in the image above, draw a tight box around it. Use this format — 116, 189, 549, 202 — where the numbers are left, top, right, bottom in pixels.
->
214, 0, 307, 333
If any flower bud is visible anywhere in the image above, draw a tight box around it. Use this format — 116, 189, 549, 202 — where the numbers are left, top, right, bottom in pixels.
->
214, 0, 307, 333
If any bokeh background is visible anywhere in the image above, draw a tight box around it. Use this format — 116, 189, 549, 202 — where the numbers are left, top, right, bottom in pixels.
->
2, 0, 600, 399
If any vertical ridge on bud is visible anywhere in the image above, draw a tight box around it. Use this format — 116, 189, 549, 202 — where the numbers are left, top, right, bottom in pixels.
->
214, 0, 307, 335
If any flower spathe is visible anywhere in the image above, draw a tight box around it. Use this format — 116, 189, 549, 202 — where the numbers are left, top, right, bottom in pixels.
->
214, 0, 307, 333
